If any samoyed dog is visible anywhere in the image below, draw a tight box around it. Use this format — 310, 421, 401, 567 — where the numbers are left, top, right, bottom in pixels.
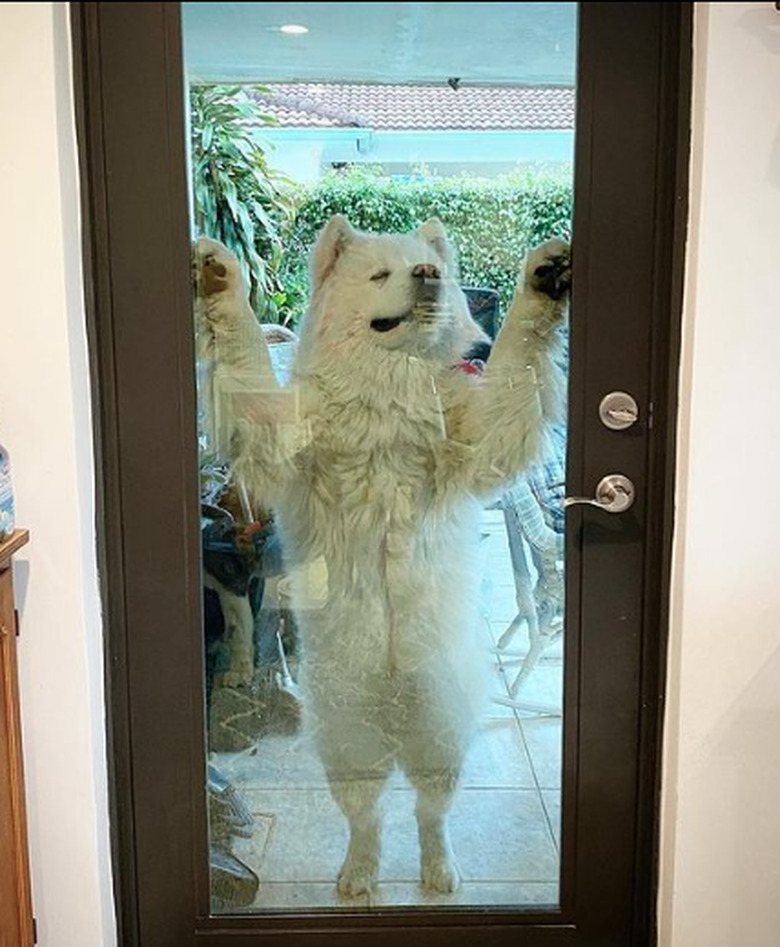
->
198, 217, 569, 897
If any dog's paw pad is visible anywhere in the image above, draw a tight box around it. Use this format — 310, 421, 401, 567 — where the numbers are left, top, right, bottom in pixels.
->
337, 858, 378, 898
526, 239, 571, 301
421, 856, 461, 894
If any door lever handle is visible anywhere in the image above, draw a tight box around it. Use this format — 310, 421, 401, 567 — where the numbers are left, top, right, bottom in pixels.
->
564, 474, 636, 514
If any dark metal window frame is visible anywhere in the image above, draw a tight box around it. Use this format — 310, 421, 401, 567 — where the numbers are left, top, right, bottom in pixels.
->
69, 3, 692, 945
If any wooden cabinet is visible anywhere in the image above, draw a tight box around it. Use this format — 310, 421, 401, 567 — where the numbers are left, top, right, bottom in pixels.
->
0, 530, 34, 947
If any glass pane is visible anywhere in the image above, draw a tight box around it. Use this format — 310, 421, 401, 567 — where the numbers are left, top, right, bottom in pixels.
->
184, 1, 574, 914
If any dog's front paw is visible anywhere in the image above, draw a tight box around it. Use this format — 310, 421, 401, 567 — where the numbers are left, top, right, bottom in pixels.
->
421, 854, 461, 894
525, 238, 571, 301
337, 854, 378, 898
201, 254, 229, 297
193, 237, 240, 299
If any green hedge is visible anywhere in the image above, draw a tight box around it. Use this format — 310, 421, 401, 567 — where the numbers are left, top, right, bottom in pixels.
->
278, 167, 573, 326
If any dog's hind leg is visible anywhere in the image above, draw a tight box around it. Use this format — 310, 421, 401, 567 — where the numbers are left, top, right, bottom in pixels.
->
399, 741, 462, 893
410, 765, 461, 893
328, 774, 389, 898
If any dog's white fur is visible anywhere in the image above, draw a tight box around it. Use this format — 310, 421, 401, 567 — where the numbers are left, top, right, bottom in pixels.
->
196, 219, 568, 896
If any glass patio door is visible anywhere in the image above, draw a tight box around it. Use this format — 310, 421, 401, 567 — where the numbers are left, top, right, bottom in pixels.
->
71, 2, 690, 944
186, 0, 575, 915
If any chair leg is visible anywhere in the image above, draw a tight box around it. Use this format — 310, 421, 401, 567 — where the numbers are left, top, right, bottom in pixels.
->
496, 498, 539, 651
492, 488, 564, 716
507, 633, 549, 697
497, 601, 538, 651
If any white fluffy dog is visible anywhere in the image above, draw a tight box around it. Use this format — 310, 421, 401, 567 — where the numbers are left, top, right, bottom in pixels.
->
197, 218, 569, 897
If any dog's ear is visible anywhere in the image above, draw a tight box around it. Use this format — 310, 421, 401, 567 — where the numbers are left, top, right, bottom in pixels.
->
310, 215, 356, 288
416, 217, 458, 275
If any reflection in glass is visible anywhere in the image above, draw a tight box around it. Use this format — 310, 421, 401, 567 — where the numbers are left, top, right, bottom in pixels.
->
185, 1, 574, 914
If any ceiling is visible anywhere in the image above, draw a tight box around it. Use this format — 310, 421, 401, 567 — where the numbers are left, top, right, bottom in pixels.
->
182, 2, 578, 86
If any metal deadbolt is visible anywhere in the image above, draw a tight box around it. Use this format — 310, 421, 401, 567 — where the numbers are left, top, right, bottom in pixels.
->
599, 391, 639, 431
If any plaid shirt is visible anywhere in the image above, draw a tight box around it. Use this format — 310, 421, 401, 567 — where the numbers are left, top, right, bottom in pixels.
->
526, 422, 566, 536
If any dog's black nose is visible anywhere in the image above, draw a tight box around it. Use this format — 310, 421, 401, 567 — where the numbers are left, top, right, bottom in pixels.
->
412, 263, 440, 280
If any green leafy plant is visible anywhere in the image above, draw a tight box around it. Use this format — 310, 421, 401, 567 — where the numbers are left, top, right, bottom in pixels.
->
281, 166, 573, 326
190, 84, 298, 320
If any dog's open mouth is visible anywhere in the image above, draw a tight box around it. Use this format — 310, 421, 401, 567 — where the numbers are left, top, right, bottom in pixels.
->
370, 315, 408, 333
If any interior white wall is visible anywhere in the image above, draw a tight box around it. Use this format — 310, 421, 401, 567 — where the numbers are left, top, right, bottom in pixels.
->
0, 4, 114, 946
660, 3, 780, 946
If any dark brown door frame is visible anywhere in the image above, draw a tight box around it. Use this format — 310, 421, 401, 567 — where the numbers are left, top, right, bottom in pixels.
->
70, 3, 692, 945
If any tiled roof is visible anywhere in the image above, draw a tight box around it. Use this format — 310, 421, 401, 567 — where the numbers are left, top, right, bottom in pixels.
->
248, 84, 574, 132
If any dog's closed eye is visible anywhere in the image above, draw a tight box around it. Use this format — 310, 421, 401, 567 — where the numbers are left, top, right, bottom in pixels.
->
370, 270, 390, 284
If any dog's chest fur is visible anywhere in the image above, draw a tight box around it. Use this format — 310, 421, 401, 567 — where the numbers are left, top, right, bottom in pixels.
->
304, 354, 462, 506
277, 352, 477, 612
